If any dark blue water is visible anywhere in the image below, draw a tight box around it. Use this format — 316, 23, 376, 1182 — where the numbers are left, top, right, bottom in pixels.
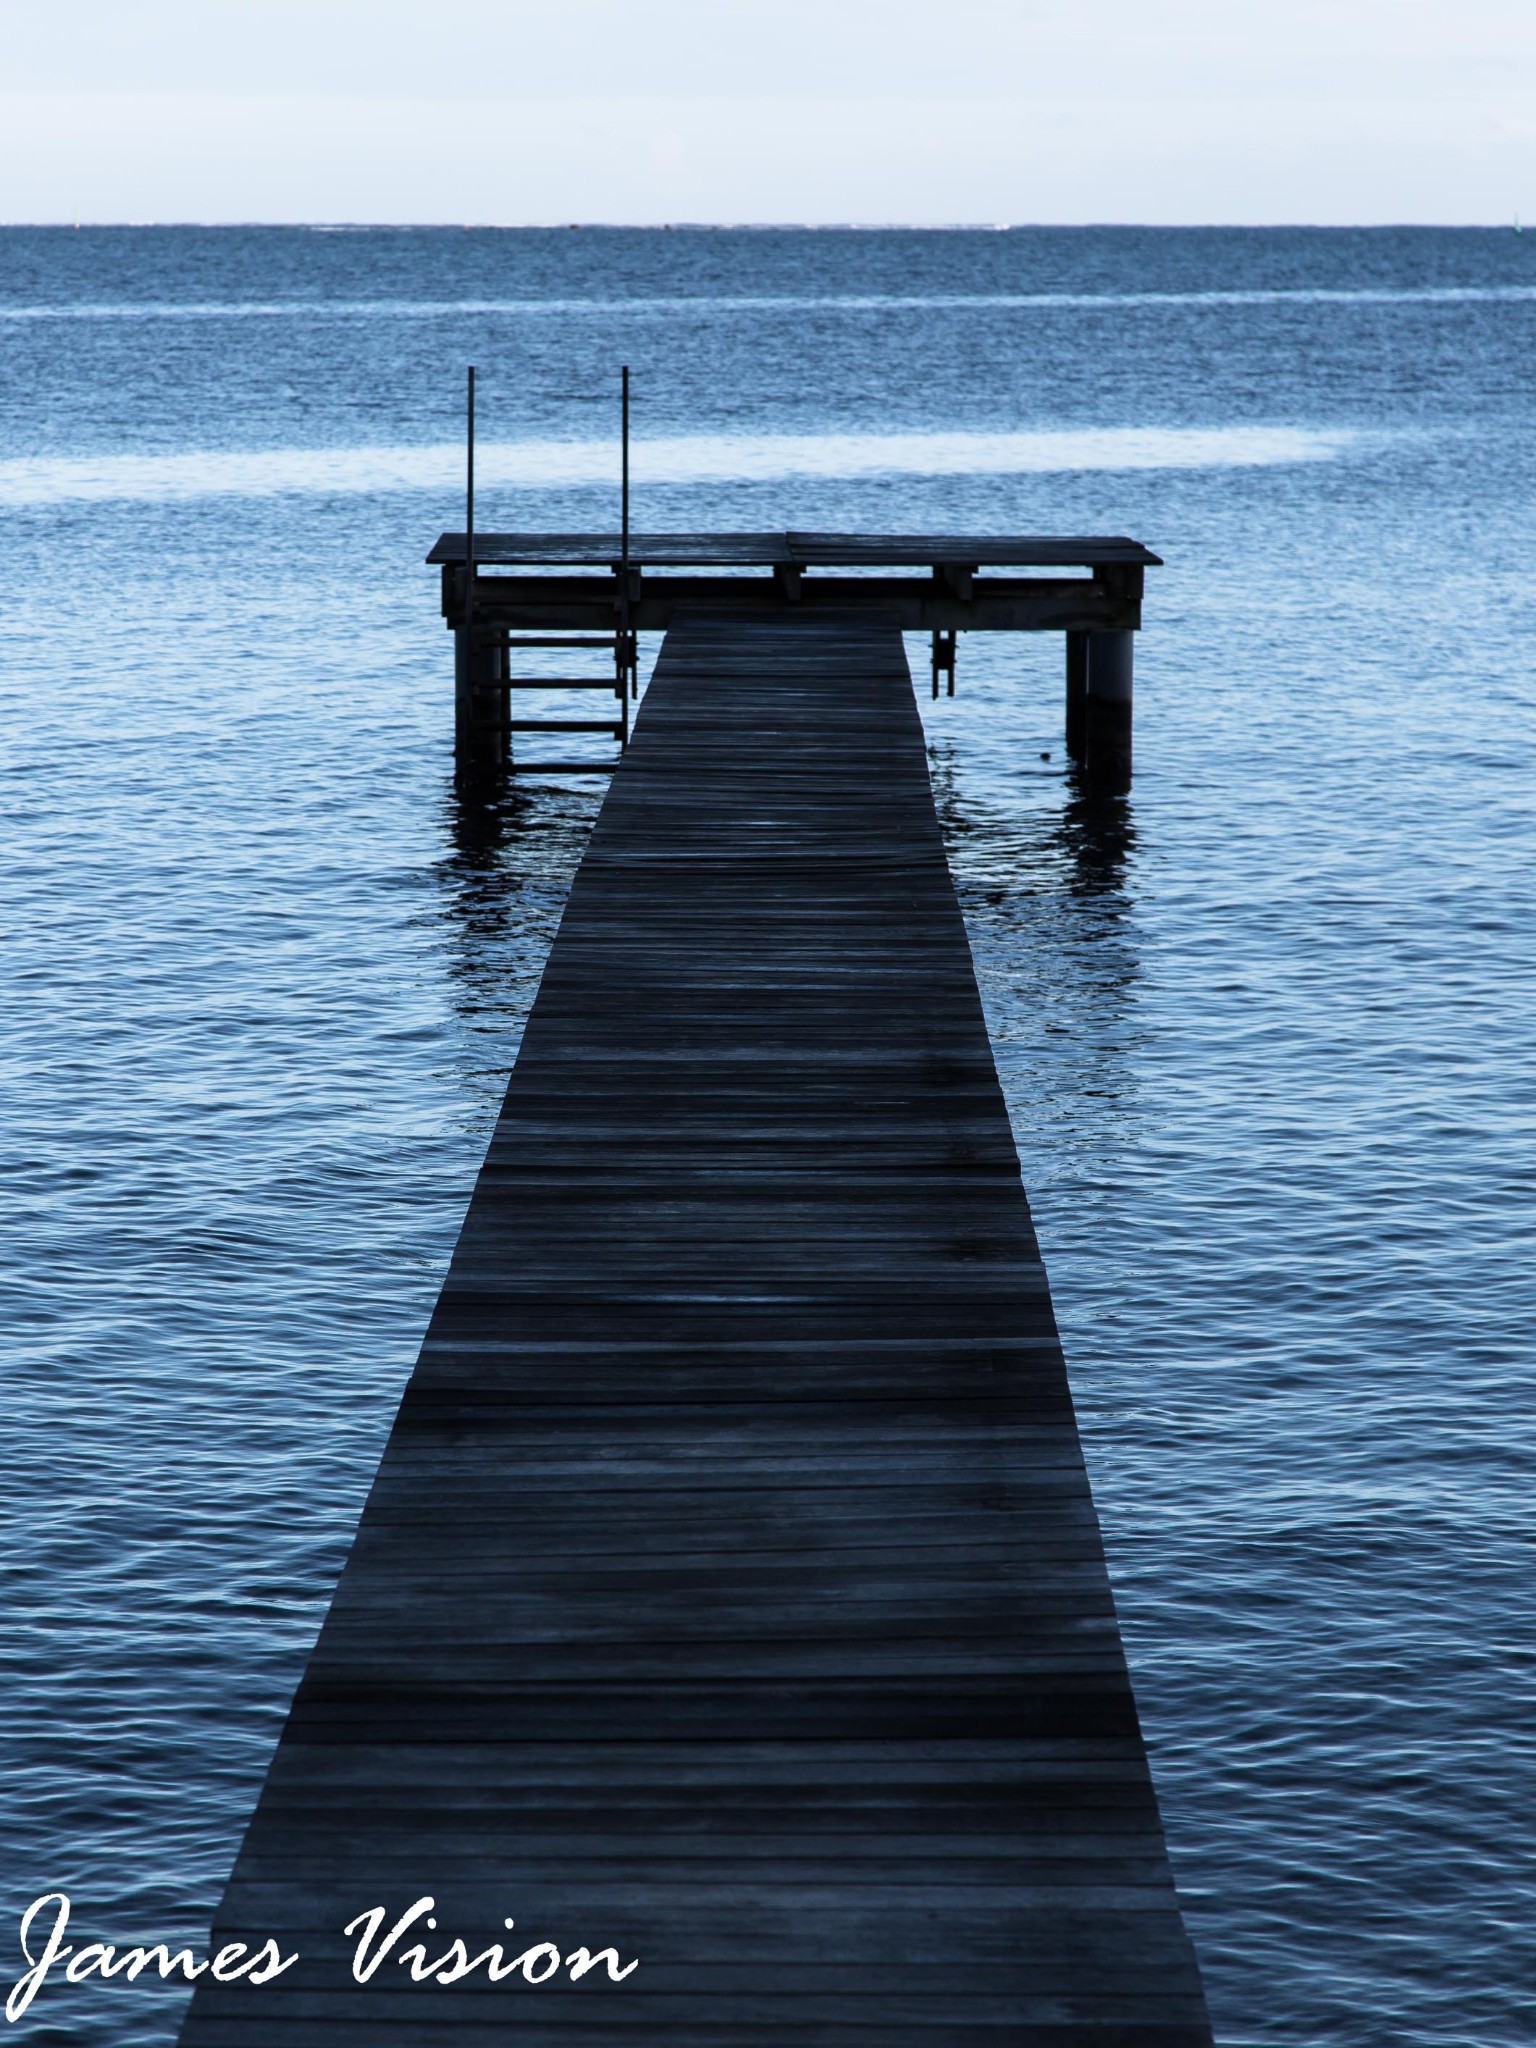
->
3, 227, 1534, 2046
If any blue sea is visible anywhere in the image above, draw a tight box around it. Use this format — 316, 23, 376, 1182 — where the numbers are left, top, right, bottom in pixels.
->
2, 226, 1534, 2046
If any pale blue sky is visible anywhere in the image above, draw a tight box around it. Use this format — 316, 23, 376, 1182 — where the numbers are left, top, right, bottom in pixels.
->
1, 0, 1531, 224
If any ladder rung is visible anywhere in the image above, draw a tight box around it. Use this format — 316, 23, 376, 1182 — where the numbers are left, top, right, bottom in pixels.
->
503, 636, 618, 649
505, 719, 624, 733
507, 760, 619, 774
499, 678, 621, 690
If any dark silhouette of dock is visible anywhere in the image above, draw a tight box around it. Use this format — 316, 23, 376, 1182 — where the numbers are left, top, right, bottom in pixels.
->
178, 607, 1210, 2046
429, 529, 1156, 789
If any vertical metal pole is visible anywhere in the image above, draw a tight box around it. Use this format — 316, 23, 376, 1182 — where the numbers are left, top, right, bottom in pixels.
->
454, 365, 477, 762
465, 363, 476, 623
619, 365, 633, 742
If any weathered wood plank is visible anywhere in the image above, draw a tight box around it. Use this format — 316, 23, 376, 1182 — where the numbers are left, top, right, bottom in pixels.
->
178, 611, 1208, 2046
426, 531, 1161, 568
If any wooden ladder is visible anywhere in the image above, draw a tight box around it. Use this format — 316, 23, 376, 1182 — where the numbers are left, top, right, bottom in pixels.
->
493, 625, 634, 776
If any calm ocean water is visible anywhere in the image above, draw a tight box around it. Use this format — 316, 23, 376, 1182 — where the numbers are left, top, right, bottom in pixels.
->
2, 226, 1533, 2046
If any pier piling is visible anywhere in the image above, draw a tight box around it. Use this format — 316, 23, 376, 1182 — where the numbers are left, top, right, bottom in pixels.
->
1084, 628, 1135, 792
1065, 628, 1089, 761
453, 611, 508, 771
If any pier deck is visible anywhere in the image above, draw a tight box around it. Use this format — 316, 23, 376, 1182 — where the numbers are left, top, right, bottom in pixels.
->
179, 611, 1210, 2045
429, 528, 1160, 634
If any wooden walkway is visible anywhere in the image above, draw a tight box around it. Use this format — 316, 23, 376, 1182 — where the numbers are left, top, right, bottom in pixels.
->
179, 613, 1212, 2046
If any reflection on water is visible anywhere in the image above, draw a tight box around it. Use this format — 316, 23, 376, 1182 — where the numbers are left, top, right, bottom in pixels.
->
444, 774, 520, 867
0, 424, 1353, 508
1056, 782, 1138, 900
930, 747, 1144, 1213
431, 774, 600, 1082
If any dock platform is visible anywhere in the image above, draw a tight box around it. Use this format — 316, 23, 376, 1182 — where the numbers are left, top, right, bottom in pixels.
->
432, 530, 1159, 787
179, 610, 1210, 2045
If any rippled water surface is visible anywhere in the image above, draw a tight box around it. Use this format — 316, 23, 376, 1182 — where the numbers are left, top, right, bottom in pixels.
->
3, 226, 1534, 2046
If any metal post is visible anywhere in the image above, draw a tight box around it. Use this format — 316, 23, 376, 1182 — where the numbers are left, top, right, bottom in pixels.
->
618, 365, 634, 741
1064, 630, 1088, 760
930, 630, 956, 699
454, 365, 476, 759
1084, 630, 1133, 792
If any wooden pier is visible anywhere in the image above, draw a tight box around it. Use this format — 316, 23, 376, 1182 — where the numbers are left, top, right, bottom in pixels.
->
429, 531, 1159, 790
178, 605, 1209, 2046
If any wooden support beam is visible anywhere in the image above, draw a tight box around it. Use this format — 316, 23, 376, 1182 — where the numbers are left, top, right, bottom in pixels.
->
448, 572, 1142, 636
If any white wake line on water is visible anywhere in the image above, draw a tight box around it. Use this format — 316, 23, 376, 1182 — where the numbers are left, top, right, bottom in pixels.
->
2, 286, 1536, 321
0, 427, 1354, 507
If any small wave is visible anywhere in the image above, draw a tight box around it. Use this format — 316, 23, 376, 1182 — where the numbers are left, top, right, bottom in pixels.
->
1, 287, 1534, 322
0, 426, 1350, 507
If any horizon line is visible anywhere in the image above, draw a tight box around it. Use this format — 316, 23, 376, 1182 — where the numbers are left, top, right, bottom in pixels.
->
0, 218, 1525, 233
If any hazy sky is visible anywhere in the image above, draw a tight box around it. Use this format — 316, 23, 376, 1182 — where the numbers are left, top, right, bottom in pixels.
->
1, 0, 1532, 224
